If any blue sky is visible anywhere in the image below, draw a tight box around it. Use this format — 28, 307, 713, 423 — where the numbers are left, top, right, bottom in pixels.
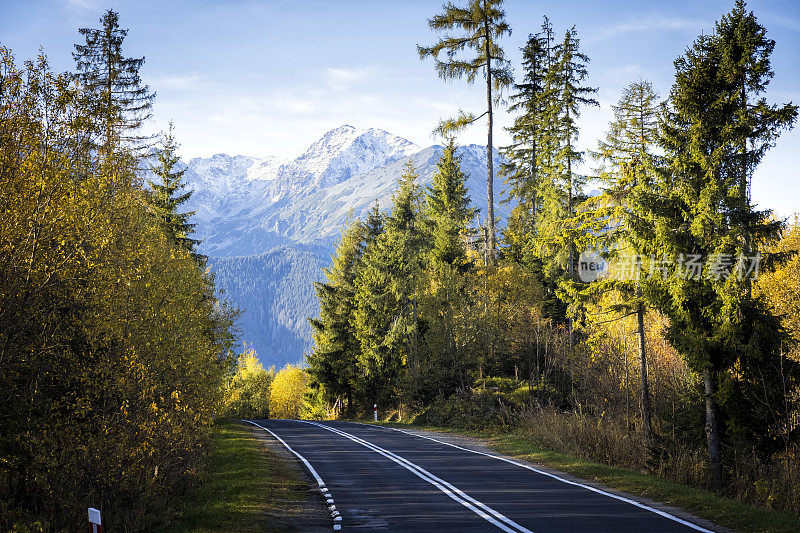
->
2, 0, 798, 215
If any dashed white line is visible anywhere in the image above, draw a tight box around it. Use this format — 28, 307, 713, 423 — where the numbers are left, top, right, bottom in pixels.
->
301, 420, 534, 533
380, 424, 714, 533
245, 420, 342, 531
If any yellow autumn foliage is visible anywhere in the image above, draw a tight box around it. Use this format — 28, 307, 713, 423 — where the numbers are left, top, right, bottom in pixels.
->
221, 348, 275, 419
0, 48, 237, 530
268, 365, 310, 419
757, 216, 800, 348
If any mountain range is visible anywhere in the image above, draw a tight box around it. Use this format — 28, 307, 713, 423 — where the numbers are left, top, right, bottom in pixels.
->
173, 125, 508, 368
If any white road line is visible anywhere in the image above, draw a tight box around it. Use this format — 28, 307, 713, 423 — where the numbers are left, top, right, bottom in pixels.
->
378, 424, 714, 533
245, 420, 342, 531
302, 420, 534, 533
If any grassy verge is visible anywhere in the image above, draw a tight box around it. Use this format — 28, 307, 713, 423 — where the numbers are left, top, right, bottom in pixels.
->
374, 422, 799, 533
163, 420, 311, 532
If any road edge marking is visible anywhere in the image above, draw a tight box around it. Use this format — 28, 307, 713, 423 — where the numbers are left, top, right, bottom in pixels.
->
373, 423, 714, 533
302, 420, 533, 533
244, 420, 342, 531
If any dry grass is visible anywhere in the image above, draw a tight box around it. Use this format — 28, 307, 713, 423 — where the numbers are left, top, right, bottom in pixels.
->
519, 405, 800, 517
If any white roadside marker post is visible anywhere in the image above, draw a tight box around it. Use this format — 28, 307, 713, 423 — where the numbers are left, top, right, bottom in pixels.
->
88, 507, 102, 533
373, 403, 377, 422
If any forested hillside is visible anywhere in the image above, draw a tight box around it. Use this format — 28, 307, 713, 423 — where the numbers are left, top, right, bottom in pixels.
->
209, 245, 330, 368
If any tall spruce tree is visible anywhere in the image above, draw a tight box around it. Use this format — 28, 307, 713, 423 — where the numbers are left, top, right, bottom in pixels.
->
362, 201, 385, 249
418, 0, 513, 263
630, 1, 797, 488
501, 28, 548, 261
308, 214, 365, 415
354, 164, 428, 407
552, 27, 598, 281
73, 9, 155, 158
501, 17, 563, 269
416, 142, 479, 402
528, 24, 597, 339
147, 124, 201, 260
427, 140, 477, 269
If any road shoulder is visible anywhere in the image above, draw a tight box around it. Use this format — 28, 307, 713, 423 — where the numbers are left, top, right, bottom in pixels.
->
164, 420, 329, 532
247, 421, 331, 532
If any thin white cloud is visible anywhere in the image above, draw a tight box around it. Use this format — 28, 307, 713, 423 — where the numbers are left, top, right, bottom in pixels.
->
60, 0, 103, 11
590, 16, 711, 42
761, 12, 800, 33
323, 66, 381, 90
149, 72, 201, 90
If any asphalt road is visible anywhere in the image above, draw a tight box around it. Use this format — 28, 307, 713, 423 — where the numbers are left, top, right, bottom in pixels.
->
248, 419, 718, 533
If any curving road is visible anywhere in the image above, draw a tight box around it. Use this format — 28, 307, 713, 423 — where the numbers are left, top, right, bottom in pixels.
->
247, 419, 720, 533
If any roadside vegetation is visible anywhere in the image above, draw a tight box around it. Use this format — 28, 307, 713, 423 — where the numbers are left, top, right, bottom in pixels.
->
219, 348, 311, 421
0, 11, 239, 531
163, 421, 316, 532
308, 0, 800, 523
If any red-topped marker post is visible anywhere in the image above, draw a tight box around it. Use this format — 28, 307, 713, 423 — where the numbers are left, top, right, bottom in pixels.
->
373, 403, 377, 422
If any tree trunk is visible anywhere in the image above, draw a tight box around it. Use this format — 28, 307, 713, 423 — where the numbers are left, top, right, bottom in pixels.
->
637, 302, 652, 439
484, 16, 496, 265
703, 369, 723, 489
565, 98, 574, 344
412, 291, 419, 380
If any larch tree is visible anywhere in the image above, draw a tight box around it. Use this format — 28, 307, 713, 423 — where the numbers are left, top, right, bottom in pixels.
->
630, 1, 797, 488
418, 0, 512, 264
587, 79, 661, 439
73, 9, 155, 159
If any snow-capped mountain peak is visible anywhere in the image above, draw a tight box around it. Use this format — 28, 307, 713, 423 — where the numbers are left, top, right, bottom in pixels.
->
278, 125, 421, 191
168, 126, 507, 257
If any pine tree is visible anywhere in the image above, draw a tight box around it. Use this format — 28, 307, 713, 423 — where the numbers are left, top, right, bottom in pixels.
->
147, 123, 201, 260
73, 9, 155, 158
427, 139, 477, 269
630, 2, 797, 488
418, 0, 513, 263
